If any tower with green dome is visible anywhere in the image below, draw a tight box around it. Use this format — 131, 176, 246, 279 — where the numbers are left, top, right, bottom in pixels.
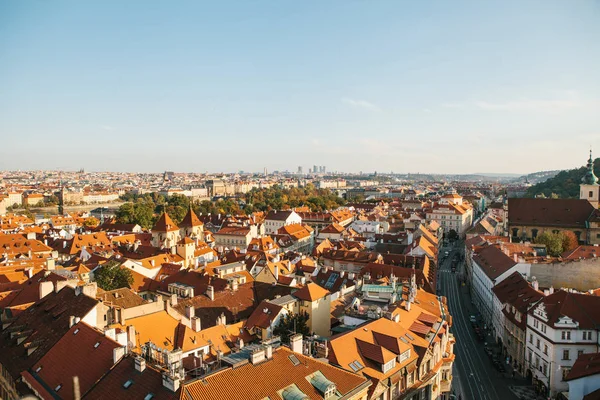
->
580, 150, 599, 208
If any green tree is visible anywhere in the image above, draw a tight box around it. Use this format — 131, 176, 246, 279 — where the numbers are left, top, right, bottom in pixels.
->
273, 311, 311, 343
535, 232, 564, 257
94, 261, 134, 291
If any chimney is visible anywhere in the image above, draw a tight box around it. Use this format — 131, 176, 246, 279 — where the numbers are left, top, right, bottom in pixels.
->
250, 347, 266, 365
104, 328, 116, 341
113, 346, 125, 365
170, 293, 178, 306
206, 285, 214, 301
265, 344, 273, 359
39, 281, 53, 299
25, 267, 33, 279
232, 279, 238, 291
340, 270, 345, 278
274, 266, 279, 280
63, 240, 67, 249
150, 259, 155, 267
217, 312, 226, 326
191, 316, 201, 332
134, 356, 146, 372
405, 300, 411, 311
532, 278, 539, 291
127, 325, 136, 349
549, 286, 554, 294
185, 305, 195, 320
69, 315, 77, 328
348, 272, 355, 280
290, 333, 303, 354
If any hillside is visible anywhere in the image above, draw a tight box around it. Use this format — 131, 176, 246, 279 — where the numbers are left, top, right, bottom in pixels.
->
525, 159, 599, 198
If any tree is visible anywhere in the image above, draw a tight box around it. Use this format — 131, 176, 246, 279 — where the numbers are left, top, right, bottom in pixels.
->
560, 231, 579, 253
273, 311, 310, 343
447, 229, 458, 242
83, 217, 100, 227
535, 232, 564, 257
94, 261, 134, 291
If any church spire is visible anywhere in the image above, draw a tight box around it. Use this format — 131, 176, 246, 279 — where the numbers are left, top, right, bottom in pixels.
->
582, 149, 598, 185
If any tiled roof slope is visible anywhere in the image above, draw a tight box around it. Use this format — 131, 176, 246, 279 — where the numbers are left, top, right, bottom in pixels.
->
0, 286, 99, 380
28, 322, 121, 399
181, 346, 370, 400
83, 356, 179, 400
508, 198, 594, 229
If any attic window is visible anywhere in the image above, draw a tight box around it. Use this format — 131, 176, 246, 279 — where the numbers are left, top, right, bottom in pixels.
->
55, 384, 62, 391
73, 329, 80, 335
123, 380, 134, 389
35, 366, 42, 373
144, 394, 154, 400
94, 342, 101, 348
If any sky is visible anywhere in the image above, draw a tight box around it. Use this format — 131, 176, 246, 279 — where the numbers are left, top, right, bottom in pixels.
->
1, 1, 599, 174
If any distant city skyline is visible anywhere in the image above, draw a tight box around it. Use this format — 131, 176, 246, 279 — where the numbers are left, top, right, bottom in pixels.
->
1, 1, 599, 173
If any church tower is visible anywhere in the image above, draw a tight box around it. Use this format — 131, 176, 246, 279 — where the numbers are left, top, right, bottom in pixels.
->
580, 150, 599, 208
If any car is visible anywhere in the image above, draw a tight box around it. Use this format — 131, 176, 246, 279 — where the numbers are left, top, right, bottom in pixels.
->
469, 315, 477, 323
444, 251, 449, 256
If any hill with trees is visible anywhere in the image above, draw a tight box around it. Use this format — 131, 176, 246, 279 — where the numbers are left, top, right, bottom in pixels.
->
525, 159, 599, 198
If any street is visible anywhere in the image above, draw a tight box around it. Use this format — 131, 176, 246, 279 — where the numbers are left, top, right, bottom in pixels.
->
438, 243, 523, 400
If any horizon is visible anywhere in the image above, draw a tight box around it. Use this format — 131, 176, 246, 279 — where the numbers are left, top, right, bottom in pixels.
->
2, 1, 599, 173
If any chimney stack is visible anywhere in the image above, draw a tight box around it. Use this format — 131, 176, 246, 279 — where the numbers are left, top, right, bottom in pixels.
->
127, 325, 136, 349
232, 279, 238, 291
191, 316, 201, 332
69, 315, 77, 328
290, 333, 303, 354
206, 285, 214, 301
185, 305, 195, 320
265, 344, 273, 359
532, 278, 539, 291
250, 347, 266, 365
104, 328, 116, 341
39, 281, 54, 300
274, 266, 279, 281
25, 267, 33, 279
134, 356, 146, 372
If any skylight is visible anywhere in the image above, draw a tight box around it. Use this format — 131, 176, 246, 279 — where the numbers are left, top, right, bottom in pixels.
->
144, 394, 154, 400
123, 380, 134, 389
35, 366, 42, 373
288, 354, 300, 366
94, 342, 100, 348
73, 329, 80, 335
55, 384, 62, 391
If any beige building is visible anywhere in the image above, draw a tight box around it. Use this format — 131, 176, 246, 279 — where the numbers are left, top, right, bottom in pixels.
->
151, 212, 181, 249
294, 283, 331, 337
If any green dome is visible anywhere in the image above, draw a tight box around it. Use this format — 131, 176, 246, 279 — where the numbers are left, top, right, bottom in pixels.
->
582, 150, 598, 185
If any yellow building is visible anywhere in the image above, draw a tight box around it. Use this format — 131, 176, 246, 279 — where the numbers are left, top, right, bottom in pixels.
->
294, 283, 331, 337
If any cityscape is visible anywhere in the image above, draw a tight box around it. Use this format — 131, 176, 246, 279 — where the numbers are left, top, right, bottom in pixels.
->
2, 2, 600, 400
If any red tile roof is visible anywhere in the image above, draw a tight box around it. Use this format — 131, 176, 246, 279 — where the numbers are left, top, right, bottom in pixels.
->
29, 322, 121, 399
472, 245, 517, 280
179, 208, 203, 228
292, 283, 329, 302
84, 356, 179, 400
566, 352, 600, 381
181, 346, 369, 400
508, 198, 594, 229
153, 213, 179, 232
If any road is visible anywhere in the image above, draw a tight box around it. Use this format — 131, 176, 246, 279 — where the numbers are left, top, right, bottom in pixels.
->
438, 243, 520, 400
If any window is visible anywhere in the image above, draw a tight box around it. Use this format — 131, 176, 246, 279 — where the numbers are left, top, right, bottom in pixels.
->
529, 334, 533, 344
562, 368, 571, 381
543, 362, 548, 376
583, 331, 592, 340
534, 320, 539, 328
578, 350, 584, 358
590, 191, 594, 198
531, 229, 539, 239
542, 325, 547, 334
544, 344, 548, 355
562, 331, 571, 340
536, 339, 540, 349
563, 350, 570, 360
528, 350, 532, 363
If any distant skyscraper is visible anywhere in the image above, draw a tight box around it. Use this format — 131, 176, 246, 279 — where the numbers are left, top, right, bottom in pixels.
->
313, 165, 318, 174
322, 166, 326, 174
297, 166, 303, 174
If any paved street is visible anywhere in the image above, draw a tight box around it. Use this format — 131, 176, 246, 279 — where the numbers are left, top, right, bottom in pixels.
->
438, 243, 527, 400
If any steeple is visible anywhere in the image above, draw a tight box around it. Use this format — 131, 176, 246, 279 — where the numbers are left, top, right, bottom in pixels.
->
582, 149, 598, 185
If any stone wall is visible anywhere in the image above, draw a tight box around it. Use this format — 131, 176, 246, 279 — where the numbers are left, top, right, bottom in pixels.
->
531, 258, 600, 291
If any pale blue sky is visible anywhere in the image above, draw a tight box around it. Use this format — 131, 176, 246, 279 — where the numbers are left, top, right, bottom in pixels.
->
1, 1, 599, 174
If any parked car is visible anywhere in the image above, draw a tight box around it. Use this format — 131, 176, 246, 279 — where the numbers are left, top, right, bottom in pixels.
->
469, 315, 477, 323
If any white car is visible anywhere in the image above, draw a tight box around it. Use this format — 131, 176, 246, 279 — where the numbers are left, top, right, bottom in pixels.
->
469, 315, 477, 323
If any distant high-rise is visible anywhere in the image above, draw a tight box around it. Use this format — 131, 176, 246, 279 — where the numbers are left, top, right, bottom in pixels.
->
313, 165, 318, 174
321, 166, 326, 173
297, 166, 303, 174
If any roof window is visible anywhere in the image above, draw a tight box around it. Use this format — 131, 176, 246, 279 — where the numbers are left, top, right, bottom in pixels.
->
94, 342, 101, 348
123, 380, 134, 389
144, 394, 154, 400
55, 384, 62, 391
